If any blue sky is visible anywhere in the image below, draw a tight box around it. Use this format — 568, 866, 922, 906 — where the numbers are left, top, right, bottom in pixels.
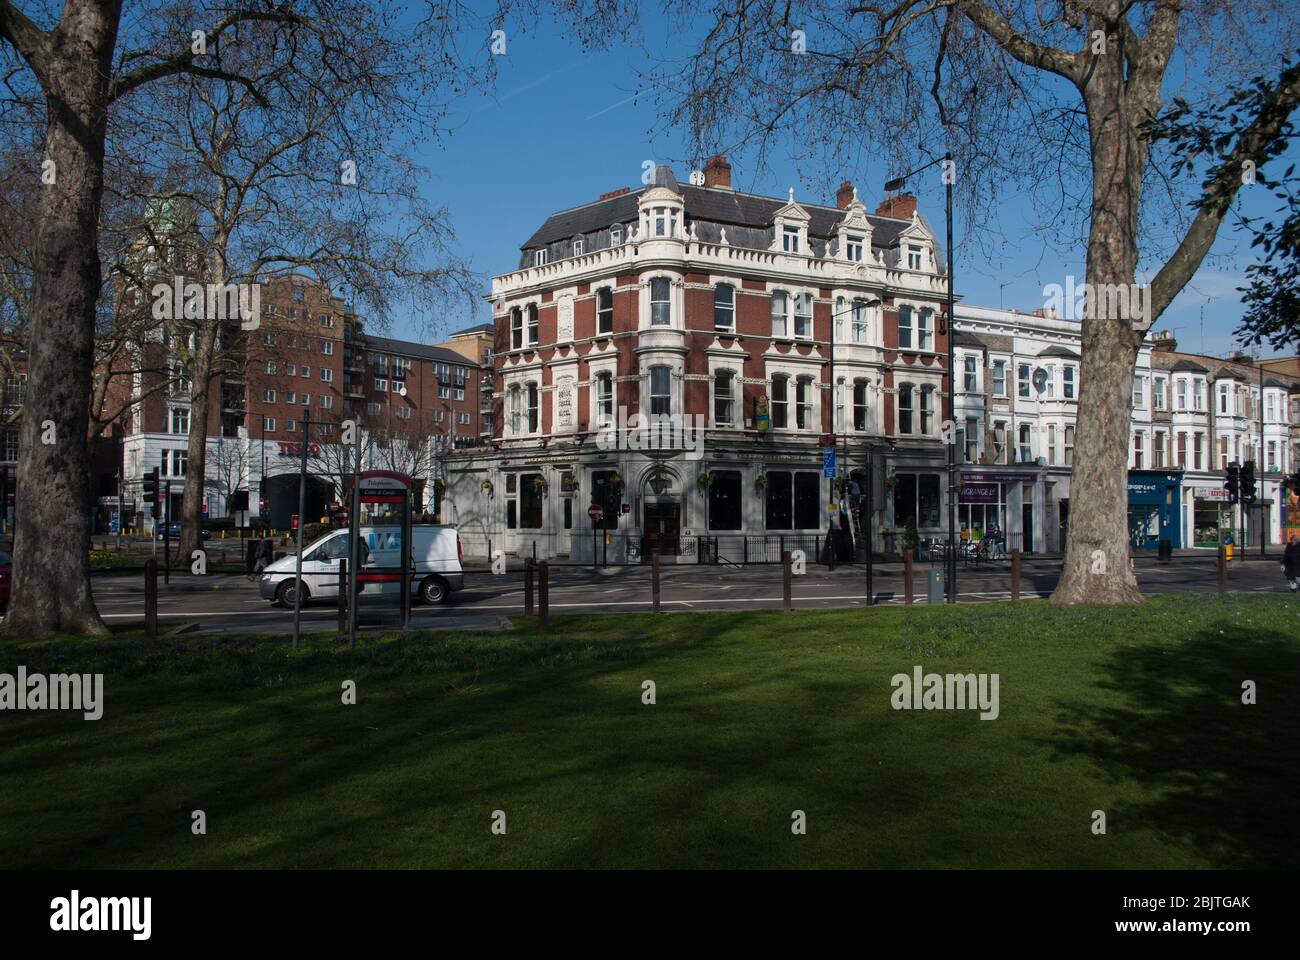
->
395, 13, 1293, 362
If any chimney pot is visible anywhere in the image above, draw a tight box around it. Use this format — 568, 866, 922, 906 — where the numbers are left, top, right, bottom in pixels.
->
703, 154, 732, 190
875, 193, 918, 220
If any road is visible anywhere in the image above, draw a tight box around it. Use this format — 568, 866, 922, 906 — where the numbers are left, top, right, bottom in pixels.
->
85, 553, 1290, 635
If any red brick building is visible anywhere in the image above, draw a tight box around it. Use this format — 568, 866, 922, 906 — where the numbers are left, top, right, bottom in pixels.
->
443, 159, 952, 561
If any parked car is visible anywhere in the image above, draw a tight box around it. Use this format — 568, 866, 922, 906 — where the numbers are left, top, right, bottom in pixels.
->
0, 549, 10, 611
154, 523, 211, 541
259, 525, 464, 608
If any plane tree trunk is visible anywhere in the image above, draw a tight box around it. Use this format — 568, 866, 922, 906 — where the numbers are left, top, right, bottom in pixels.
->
1, 0, 123, 638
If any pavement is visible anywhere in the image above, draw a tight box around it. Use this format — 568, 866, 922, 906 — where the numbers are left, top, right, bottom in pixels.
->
84, 552, 1291, 636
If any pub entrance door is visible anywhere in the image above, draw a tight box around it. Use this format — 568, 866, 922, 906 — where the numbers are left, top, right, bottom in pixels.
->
643, 502, 680, 557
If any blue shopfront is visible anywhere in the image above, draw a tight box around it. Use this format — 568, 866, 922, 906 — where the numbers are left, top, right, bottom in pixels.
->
1127, 470, 1182, 550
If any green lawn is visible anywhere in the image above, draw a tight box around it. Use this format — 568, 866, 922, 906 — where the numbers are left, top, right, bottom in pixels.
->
2, 595, 1297, 868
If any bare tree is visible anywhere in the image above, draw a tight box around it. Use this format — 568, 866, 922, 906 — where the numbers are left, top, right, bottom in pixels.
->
0, 1, 496, 638
568, 0, 1300, 604
207, 431, 251, 516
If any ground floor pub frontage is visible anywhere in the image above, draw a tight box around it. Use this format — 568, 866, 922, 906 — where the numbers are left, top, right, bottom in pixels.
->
441, 435, 957, 563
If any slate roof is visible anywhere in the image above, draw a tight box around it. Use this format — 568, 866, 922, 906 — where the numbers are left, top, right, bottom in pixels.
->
363, 335, 477, 368
1038, 344, 1082, 359
518, 167, 924, 270
1169, 358, 1210, 373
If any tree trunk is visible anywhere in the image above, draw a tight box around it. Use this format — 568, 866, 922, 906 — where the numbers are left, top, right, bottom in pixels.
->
1, 1, 123, 639
1052, 30, 1147, 605
178, 323, 220, 559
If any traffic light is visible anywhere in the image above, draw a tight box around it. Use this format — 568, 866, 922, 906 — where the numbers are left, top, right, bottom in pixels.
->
1224, 462, 1240, 504
142, 467, 160, 509
1241, 460, 1257, 505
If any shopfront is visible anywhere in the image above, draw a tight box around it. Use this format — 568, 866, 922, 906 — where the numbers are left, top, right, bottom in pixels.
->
1192, 486, 1233, 549
1126, 470, 1182, 550
959, 470, 1039, 551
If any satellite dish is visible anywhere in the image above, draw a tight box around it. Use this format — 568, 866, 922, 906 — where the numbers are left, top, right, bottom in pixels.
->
688, 170, 705, 186
1032, 368, 1048, 393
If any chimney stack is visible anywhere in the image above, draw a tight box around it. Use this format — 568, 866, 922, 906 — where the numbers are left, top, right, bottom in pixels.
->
836, 180, 856, 209
876, 193, 917, 220
703, 154, 732, 190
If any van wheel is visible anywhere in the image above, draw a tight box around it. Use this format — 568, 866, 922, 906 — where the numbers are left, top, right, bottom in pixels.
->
420, 576, 448, 605
276, 579, 309, 608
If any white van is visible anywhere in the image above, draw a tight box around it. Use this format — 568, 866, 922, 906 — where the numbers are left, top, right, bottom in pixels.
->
258, 525, 464, 608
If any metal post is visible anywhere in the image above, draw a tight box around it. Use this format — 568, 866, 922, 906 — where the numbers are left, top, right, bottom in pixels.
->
652, 547, 661, 612
337, 557, 348, 636
782, 549, 793, 612
143, 558, 158, 636
945, 155, 957, 604
904, 550, 914, 605
292, 411, 309, 649
1011, 548, 1021, 601
524, 558, 534, 616
163, 480, 171, 585
347, 416, 362, 647
1218, 544, 1227, 593
1260, 360, 1266, 558
538, 560, 549, 629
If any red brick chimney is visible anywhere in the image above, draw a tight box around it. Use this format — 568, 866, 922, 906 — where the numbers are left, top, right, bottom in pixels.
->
836, 180, 856, 209
876, 193, 917, 219
703, 155, 732, 190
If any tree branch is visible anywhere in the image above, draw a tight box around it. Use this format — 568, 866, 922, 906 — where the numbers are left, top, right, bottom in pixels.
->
0, 0, 50, 81
958, 0, 1081, 84
1149, 61, 1300, 319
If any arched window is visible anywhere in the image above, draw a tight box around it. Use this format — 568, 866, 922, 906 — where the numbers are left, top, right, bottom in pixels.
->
508, 384, 522, 435
917, 308, 933, 351
793, 293, 813, 338
595, 372, 613, 428
526, 382, 539, 433
714, 284, 735, 331
897, 305, 913, 349
771, 374, 789, 429
650, 278, 671, 326
714, 370, 735, 427
649, 366, 672, 416
898, 385, 914, 434
510, 308, 523, 351
852, 299, 869, 343
795, 377, 813, 430
596, 288, 614, 334
526, 304, 539, 346
853, 380, 869, 431
771, 291, 788, 338
920, 386, 935, 434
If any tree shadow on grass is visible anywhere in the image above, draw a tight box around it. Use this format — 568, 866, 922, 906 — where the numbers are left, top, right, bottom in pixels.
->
1045, 625, 1300, 868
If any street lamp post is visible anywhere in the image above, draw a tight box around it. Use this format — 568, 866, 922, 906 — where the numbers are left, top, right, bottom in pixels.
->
885, 152, 957, 602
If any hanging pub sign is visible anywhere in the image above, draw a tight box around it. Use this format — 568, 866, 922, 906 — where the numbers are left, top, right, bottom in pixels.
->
755, 396, 770, 433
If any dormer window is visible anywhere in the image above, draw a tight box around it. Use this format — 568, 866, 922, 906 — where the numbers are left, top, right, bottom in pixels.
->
573, 237, 584, 257
534, 249, 547, 267
782, 225, 800, 253
611, 224, 622, 245
907, 244, 923, 270
846, 235, 864, 261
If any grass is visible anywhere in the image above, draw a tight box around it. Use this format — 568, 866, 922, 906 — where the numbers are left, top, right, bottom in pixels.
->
1, 594, 1297, 868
